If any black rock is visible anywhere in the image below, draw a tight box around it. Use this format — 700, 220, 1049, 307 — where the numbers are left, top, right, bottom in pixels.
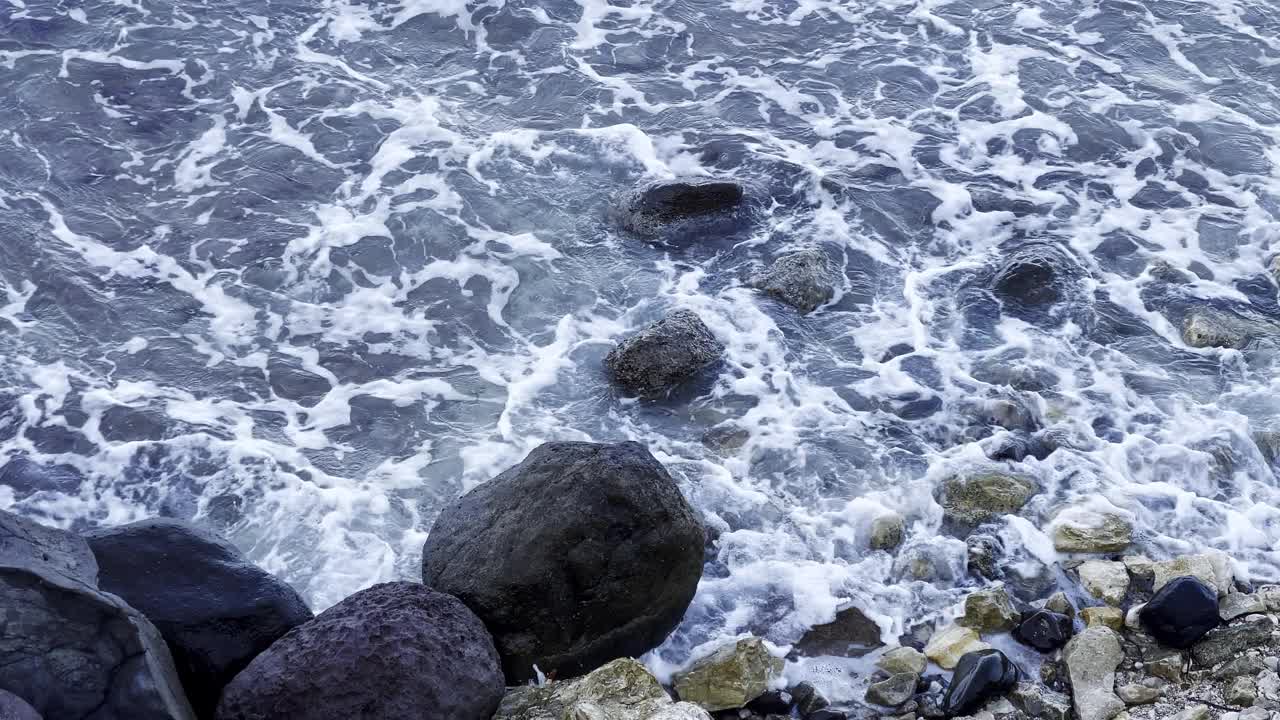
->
747, 689, 793, 714
0, 509, 195, 720
421, 441, 705, 683
749, 247, 837, 314
1013, 609, 1074, 652
942, 649, 1020, 717
615, 178, 746, 236
0, 690, 42, 720
215, 582, 503, 720
604, 309, 724, 397
790, 681, 830, 715
1140, 576, 1220, 649
85, 518, 314, 720
808, 711, 848, 720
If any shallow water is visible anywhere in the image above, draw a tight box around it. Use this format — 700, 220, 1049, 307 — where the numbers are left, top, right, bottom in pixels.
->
2, 0, 1279, 706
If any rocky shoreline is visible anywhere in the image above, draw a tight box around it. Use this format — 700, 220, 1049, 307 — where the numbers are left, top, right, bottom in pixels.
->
3, 178, 1279, 720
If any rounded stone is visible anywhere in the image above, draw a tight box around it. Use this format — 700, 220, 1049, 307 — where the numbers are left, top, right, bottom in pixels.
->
1139, 576, 1220, 649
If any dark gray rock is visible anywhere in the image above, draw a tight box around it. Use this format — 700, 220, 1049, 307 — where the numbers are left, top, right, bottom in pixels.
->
85, 518, 314, 720
966, 533, 1004, 580
421, 441, 705, 683
749, 248, 837, 314
614, 178, 746, 237
866, 672, 917, 707
0, 509, 196, 720
1191, 614, 1274, 667
792, 605, 884, 658
0, 690, 42, 720
989, 242, 1086, 321
605, 310, 724, 397
215, 582, 503, 720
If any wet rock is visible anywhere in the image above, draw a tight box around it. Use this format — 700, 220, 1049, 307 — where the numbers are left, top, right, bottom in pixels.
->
1151, 552, 1233, 596
939, 472, 1038, 529
878, 647, 928, 676
1014, 610, 1074, 653
794, 604, 884, 657
870, 512, 906, 551
749, 247, 837, 314
1220, 592, 1266, 621
746, 689, 792, 715
0, 509, 196, 720
1045, 592, 1076, 619
958, 584, 1019, 633
942, 649, 1019, 717
605, 310, 724, 397
1116, 683, 1160, 705
85, 518, 313, 720
790, 681, 829, 716
1140, 576, 1220, 649
1078, 560, 1130, 606
215, 583, 503, 720
1009, 681, 1072, 720
1254, 430, 1280, 465
867, 673, 919, 707
615, 178, 746, 237
1081, 606, 1124, 631
421, 442, 704, 683
494, 658, 710, 720
1181, 308, 1275, 349
989, 242, 1085, 319
1191, 614, 1274, 667
966, 534, 1004, 580
1213, 653, 1267, 679
673, 638, 782, 711
1226, 676, 1258, 707
924, 624, 990, 670
893, 540, 960, 583
0, 691, 42, 720
1063, 627, 1125, 720
1049, 507, 1133, 553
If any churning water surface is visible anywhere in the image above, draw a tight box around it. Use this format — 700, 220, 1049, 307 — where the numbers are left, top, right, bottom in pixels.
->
2, 0, 1280, 704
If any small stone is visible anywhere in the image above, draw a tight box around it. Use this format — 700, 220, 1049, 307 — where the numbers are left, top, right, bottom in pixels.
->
924, 625, 990, 670
1081, 607, 1124, 631
673, 638, 783, 711
1116, 683, 1160, 705
1226, 677, 1258, 707
1124, 604, 1144, 631
942, 649, 1019, 717
1140, 576, 1220, 648
1220, 593, 1267, 622
878, 647, 928, 676
867, 673, 919, 707
1191, 614, 1274, 667
749, 247, 837, 315
1050, 507, 1133, 553
939, 473, 1038, 528
1144, 655, 1185, 684
958, 585, 1020, 633
1214, 653, 1267, 679
1045, 592, 1076, 619
1013, 610, 1074, 653
1063, 627, 1125, 720
1151, 552, 1233, 596
967, 534, 1005, 580
790, 682, 829, 716
1078, 560, 1130, 606
1009, 682, 1072, 720
1171, 705, 1210, 720
870, 513, 906, 551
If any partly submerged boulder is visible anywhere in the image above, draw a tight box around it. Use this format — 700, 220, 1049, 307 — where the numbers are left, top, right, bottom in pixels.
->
938, 471, 1037, 529
85, 518, 313, 720
215, 582, 504, 720
422, 441, 705, 683
605, 310, 724, 397
792, 604, 884, 658
1181, 307, 1278, 349
614, 178, 747, 238
672, 638, 782, 711
1049, 506, 1133, 553
749, 247, 837, 314
0, 509, 196, 720
494, 658, 710, 720
988, 242, 1087, 323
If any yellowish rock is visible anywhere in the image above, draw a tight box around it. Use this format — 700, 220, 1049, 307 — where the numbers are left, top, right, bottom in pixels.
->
672, 638, 782, 712
924, 624, 990, 670
1081, 606, 1124, 631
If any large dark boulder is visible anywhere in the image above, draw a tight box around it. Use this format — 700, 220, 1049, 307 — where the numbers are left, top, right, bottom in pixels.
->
614, 178, 746, 238
1140, 575, 1219, 649
0, 509, 196, 720
422, 441, 705, 683
215, 582, 503, 720
84, 518, 314, 719
605, 310, 724, 397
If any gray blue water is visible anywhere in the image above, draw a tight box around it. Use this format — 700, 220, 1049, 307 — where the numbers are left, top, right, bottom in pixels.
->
2, 0, 1279, 704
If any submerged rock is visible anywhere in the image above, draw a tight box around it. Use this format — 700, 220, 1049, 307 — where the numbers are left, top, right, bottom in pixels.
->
942, 649, 1019, 717
494, 658, 710, 720
0, 509, 196, 720
1063, 627, 1125, 720
1049, 506, 1133, 553
958, 584, 1019, 633
605, 309, 724, 397
749, 247, 837, 314
86, 518, 313, 720
421, 441, 704, 683
1181, 307, 1277, 349
866, 672, 918, 707
938, 471, 1038, 529
1013, 609, 1074, 653
966, 533, 1005, 580
989, 242, 1087, 322
793, 604, 884, 658
614, 178, 747, 238
673, 638, 782, 711
924, 624, 989, 670
869, 512, 906, 551
215, 582, 504, 720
